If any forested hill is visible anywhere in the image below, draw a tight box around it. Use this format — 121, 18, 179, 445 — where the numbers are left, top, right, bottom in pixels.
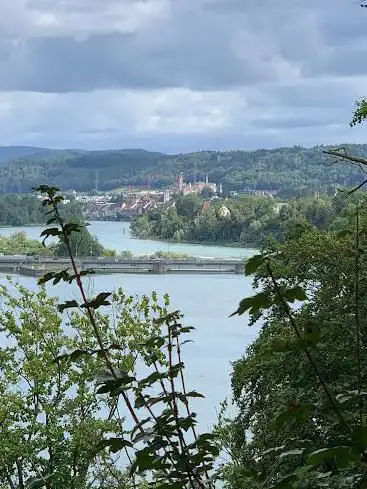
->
1, 144, 367, 196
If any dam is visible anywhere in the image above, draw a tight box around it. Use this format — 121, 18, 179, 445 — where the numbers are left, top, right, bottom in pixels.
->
0, 256, 245, 276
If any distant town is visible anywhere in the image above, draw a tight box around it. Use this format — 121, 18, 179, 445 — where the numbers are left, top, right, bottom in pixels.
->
44, 173, 278, 222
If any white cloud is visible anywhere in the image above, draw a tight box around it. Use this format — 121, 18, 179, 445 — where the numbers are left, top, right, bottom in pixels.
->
0, 0, 170, 40
0, 0, 366, 150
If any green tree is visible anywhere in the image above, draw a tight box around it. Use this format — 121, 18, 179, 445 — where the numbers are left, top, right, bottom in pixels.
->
0, 282, 118, 489
175, 193, 203, 219
223, 204, 367, 488
55, 223, 104, 257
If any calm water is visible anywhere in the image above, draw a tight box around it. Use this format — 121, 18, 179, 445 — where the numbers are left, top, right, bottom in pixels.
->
0, 222, 258, 430
0, 221, 257, 259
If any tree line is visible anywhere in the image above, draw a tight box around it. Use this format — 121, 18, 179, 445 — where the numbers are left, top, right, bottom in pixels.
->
131, 191, 364, 247
0, 145, 366, 196
0, 193, 83, 226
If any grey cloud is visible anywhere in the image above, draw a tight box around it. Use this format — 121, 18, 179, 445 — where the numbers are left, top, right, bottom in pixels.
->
2, 0, 364, 93
0, 0, 366, 151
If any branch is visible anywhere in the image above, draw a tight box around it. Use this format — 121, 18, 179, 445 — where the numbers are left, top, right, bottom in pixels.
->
323, 149, 367, 167
15, 459, 24, 489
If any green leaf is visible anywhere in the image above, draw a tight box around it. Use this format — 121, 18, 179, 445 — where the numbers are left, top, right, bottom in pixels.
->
54, 349, 90, 363
230, 291, 272, 317
352, 426, 367, 450
40, 227, 61, 246
336, 390, 367, 404
34, 185, 60, 195
281, 286, 307, 303
303, 321, 321, 345
26, 475, 52, 489
269, 338, 303, 353
96, 369, 135, 395
46, 216, 58, 225
58, 300, 79, 313
272, 474, 298, 489
38, 272, 55, 285
63, 222, 83, 235
275, 402, 314, 429
244, 254, 266, 275
138, 371, 165, 389
185, 390, 205, 399
81, 292, 111, 309
131, 447, 162, 475
97, 437, 133, 453
279, 448, 305, 459
307, 446, 360, 467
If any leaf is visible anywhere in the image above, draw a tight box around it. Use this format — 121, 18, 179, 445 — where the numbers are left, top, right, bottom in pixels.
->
244, 253, 266, 275
274, 402, 314, 429
303, 321, 321, 345
57, 300, 79, 313
81, 292, 111, 310
63, 222, 83, 235
281, 286, 307, 303
307, 446, 360, 467
46, 216, 58, 225
138, 371, 165, 388
54, 349, 90, 363
269, 338, 303, 353
336, 390, 367, 404
96, 369, 135, 395
132, 427, 155, 444
180, 326, 195, 333
26, 475, 52, 489
279, 448, 305, 459
34, 185, 60, 195
130, 447, 162, 475
185, 390, 205, 399
272, 474, 298, 489
40, 227, 61, 246
38, 272, 55, 285
97, 437, 133, 453
230, 292, 272, 317
352, 426, 367, 450
131, 418, 151, 437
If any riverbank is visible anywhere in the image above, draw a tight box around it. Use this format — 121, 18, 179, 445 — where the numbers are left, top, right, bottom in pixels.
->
131, 234, 259, 249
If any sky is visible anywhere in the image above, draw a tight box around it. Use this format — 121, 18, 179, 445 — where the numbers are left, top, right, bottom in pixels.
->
0, 0, 366, 153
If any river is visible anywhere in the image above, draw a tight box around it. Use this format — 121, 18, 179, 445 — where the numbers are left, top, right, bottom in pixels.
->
0, 221, 259, 431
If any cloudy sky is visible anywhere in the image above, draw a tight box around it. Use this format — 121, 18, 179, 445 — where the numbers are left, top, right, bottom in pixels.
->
0, 0, 366, 152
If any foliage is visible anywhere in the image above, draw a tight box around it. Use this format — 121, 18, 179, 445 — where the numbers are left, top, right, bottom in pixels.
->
131, 192, 366, 247
1, 145, 367, 195
0, 281, 141, 489
220, 199, 367, 488
0, 193, 82, 226
149, 251, 194, 260
0, 231, 53, 255
54, 222, 104, 258
27, 185, 218, 489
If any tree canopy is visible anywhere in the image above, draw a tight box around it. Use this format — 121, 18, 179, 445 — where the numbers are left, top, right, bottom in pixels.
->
0, 145, 367, 196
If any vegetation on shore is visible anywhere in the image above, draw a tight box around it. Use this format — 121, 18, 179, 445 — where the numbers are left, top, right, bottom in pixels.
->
0, 193, 83, 226
131, 191, 363, 247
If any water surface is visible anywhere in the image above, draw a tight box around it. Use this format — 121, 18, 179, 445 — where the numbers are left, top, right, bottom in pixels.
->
0, 221, 259, 430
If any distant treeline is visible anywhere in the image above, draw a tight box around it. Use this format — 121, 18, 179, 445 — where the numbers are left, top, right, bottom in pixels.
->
0, 145, 367, 197
131, 192, 364, 247
0, 194, 83, 226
